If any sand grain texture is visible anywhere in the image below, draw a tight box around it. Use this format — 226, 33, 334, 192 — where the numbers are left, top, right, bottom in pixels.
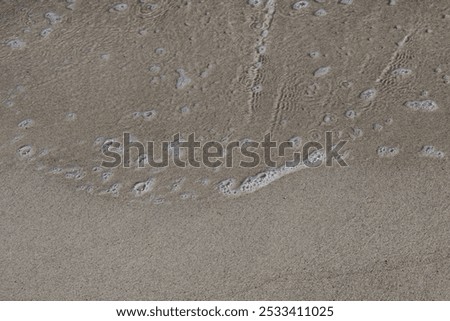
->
0, 0, 449, 300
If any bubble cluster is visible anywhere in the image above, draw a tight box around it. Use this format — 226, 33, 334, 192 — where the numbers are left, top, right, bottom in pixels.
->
404, 100, 438, 111
377, 146, 399, 157
65, 168, 85, 180
391, 68, 412, 77
76, 185, 94, 194
251, 84, 263, 93
100, 183, 122, 197
218, 149, 328, 196
132, 110, 157, 120
101, 171, 113, 182
420, 146, 445, 158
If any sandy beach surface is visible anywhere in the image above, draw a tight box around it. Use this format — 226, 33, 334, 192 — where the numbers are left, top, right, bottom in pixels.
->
1, 0, 449, 300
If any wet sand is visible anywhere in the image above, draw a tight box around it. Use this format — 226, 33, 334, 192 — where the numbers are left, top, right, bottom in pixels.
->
1, 0, 449, 300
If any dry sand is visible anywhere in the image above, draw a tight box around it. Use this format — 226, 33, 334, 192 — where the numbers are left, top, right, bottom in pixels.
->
0, 0, 449, 300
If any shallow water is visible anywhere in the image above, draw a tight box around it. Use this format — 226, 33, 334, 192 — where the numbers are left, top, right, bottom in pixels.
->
1, 0, 448, 204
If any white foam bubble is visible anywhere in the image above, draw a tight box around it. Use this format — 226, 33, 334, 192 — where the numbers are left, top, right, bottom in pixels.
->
373, 123, 383, 131
40, 28, 53, 38
17, 145, 35, 159
38, 148, 49, 157
180, 105, 190, 114
65, 112, 77, 121
153, 197, 165, 205
65, 169, 85, 180
339, 0, 353, 4
49, 167, 63, 175
180, 192, 192, 200
101, 171, 113, 182
176, 69, 192, 89
248, 0, 263, 7
6, 39, 26, 49
44, 12, 62, 24
111, 3, 128, 12
148, 64, 161, 73
251, 84, 263, 93
350, 127, 363, 139
155, 47, 166, 55
100, 183, 122, 197
344, 109, 357, 119
18, 119, 34, 129
217, 179, 238, 196
292, 1, 310, 10
322, 113, 335, 124
170, 178, 185, 192
132, 178, 155, 197
218, 148, 328, 196
77, 184, 94, 194
3, 99, 14, 108
257, 45, 267, 54
198, 177, 210, 186
404, 100, 438, 111
314, 9, 327, 16
309, 51, 320, 58
359, 88, 377, 101
314, 66, 331, 77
